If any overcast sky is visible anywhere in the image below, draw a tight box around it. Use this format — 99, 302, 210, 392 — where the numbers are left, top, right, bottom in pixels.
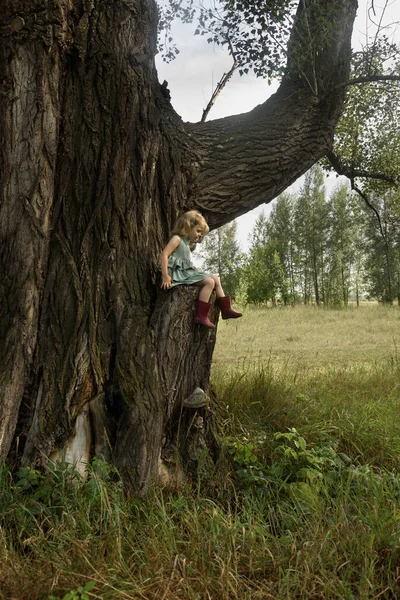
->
156, 0, 399, 250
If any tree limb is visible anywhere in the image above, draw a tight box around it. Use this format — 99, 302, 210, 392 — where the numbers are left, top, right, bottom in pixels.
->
326, 151, 392, 246
201, 60, 238, 123
201, 39, 238, 123
351, 181, 386, 241
326, 150, 400, 186
336, 74, 400, 89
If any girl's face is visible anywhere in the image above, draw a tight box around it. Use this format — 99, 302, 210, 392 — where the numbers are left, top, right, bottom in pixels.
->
188, 225, 204, 243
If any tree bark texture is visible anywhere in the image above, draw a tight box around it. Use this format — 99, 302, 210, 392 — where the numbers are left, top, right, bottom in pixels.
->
0, 0, 356, 493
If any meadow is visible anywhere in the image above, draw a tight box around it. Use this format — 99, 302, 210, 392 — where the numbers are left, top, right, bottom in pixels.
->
1, 304, 400, 600
214, 303, 400, 370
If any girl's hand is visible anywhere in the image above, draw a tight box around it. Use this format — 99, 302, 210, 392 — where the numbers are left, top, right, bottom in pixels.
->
161, 275, 173, 289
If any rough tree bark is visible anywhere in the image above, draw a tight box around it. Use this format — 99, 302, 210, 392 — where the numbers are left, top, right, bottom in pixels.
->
0, 0, 357, 494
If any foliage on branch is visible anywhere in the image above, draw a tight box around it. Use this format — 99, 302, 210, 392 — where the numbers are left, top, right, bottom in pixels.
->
157, 0, 336, 81
328, 35, 400, 193
193, 0, 297, 79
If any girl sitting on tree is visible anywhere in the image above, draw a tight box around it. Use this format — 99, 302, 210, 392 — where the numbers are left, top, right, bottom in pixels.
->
160, 210, 242, 328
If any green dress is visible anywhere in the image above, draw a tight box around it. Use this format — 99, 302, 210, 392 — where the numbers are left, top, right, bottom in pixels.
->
168, 236, 212, 287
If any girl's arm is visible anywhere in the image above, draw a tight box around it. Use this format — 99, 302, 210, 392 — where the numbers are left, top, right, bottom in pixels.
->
160, 235, 180, 289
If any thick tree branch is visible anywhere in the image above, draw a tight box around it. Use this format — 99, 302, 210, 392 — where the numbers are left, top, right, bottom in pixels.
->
326, 150, 400, 186
189, 89, 336, 230
187, 0, 357, 230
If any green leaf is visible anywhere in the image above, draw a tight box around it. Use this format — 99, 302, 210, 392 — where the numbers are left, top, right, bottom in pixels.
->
83, 582, 96, 592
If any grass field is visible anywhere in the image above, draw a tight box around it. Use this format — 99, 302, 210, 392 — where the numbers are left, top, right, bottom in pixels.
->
1, 305, 400, 600
214, 303, 400, 370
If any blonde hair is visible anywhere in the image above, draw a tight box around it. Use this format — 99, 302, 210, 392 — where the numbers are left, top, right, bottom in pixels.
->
172, 210, 209, 237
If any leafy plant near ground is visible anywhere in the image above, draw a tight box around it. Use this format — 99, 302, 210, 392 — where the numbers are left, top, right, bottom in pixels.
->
49, 581, 95, 600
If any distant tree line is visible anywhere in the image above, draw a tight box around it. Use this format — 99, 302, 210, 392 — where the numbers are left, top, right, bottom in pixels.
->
200, 165, 400, 306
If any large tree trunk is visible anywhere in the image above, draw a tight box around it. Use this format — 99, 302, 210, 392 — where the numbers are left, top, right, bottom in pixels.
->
0, 0, 356, 493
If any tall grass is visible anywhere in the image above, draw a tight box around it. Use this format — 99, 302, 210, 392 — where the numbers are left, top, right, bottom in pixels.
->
3, 457, 400, 599
1, 305, 400, 600
212, 359, 400, 471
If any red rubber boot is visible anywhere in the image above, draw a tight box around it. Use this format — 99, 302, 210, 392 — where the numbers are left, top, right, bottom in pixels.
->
217, 296, 242, 320
194, 300, 215, 328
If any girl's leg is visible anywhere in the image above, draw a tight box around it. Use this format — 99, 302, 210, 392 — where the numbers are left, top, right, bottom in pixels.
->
212, 275, 225, 298
194, 277, 216, 328
195, 277, 215, 302
212, 274, 242, 319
